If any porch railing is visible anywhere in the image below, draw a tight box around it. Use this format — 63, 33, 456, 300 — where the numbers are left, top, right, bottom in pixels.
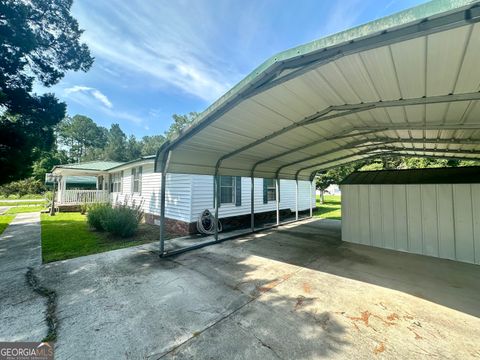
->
59, 190, 110, 205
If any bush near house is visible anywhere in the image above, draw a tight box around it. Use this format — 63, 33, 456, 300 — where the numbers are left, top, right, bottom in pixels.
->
86, 203, 111, 231
87, 203, 143, 238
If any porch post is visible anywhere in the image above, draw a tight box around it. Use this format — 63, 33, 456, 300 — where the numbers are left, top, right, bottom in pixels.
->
250, 175, 255, 232
275, 178, 280, 226
160, 151, 171, 256
295, 178, 299, 221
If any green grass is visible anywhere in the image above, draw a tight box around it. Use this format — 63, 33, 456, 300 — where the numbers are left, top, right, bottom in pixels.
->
0, 215, 15, 235
41, 213, 159, 263
0, 194, 46, 200
0, 200, 47, 206
4, 205, 47, 214
313, 194, 341, 220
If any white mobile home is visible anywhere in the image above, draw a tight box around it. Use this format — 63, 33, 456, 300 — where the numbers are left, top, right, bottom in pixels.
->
340, 167, 480, 265
51, 156, 316, 234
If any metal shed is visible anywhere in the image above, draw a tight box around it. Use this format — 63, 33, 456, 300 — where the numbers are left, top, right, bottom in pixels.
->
341, 167, 480, 264
155, 0, 480, 256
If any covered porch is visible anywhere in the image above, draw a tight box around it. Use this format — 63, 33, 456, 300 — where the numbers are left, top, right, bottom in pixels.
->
50, 162, 121, 206
56, 172, 109, 205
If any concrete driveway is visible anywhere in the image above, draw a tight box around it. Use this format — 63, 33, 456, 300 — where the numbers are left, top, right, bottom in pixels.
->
36, 219, 480, 359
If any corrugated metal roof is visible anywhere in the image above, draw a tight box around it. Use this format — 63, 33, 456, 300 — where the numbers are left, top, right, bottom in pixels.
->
155, 0, 480, 181
341, 166, 480, 184
51, 156, 156, 173
53, 161, 124, 171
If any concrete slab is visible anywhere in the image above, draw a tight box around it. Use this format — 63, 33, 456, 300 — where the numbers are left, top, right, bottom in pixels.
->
0, 212, 47, 342
36, 218, 480, 359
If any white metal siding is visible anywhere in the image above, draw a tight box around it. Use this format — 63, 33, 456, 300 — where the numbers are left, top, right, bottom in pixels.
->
110, 164, 192, 222
108, 164, 315, 224
341, 184, 480, 265
189, 175, 315, 223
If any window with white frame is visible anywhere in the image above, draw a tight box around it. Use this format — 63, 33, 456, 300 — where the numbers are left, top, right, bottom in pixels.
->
266, 179, 276, 201
111, 172, 122, 193
132, 166, 142, 193
220, 176, 235, 204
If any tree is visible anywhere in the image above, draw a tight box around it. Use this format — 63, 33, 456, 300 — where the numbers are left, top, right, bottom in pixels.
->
0, 0, 93, 183
315, 172, 336, 204
126, 135, 142, 160
140, 135, 165, 156
103, 124, 128, 161
58, 115, 107, 162
164, 112, 199, 139
31, 150, 69, 180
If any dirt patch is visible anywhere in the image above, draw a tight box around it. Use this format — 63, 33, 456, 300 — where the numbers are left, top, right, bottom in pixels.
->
373, 342, 385, 355
303, 282, 312, 293
387, 313, 400, 321
256, 273, 292, 294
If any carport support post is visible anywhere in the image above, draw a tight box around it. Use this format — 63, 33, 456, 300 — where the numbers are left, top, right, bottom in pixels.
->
309, 180, 313, 217
214, 174, 219, 242
159, 151, 171, 256
295, 178, 299, 221
250, 175, 255, 232
276, 178, 280, 226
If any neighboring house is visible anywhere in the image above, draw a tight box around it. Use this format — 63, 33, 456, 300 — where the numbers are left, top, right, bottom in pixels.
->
316, 184, 341, 196
50, 156, 316, 234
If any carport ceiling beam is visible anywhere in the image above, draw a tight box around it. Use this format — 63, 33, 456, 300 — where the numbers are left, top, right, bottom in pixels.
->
217, 92, 480, 168
252, 123, 480, 174
296, 147, 480, 175
274, 138, 480, 176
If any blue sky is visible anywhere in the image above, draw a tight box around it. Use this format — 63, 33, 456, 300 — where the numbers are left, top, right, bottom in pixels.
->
39, 0, 426, 138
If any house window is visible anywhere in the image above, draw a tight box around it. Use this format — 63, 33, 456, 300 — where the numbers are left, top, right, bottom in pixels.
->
111, 172, 122, 193
132, 166, 142, 193
265, 179, 276, 201
220, 176, 235, 204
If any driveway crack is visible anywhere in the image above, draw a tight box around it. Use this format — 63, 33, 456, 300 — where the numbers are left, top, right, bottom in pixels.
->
26, 267, 58, 342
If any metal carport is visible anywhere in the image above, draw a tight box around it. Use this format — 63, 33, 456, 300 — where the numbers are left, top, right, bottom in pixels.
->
155, 0, 480, 256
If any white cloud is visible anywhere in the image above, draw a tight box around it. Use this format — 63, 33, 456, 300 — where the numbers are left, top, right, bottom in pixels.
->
64, 85, 142, 125
64, 85, 113, 109
72, 0, 241, 102
91, 89, 113, 109
320, 0, 369, 37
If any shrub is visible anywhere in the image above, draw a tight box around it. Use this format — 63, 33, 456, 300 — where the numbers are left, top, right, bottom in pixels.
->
101, 204, 143, 238
87, 202, 143, 238
86, 203, 112, 231
0, 177, 46, 197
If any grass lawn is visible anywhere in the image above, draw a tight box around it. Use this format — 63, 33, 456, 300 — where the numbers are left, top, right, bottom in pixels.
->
0, 194, 46, 200
313, 194, 341, 220
4, 205, 47, 214
0, 215, 15, 235
0, 200, 47, 206
41, 213, 160, 263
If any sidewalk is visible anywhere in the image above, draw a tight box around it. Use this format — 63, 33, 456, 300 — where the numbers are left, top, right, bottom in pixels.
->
0, 212, 47, 341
